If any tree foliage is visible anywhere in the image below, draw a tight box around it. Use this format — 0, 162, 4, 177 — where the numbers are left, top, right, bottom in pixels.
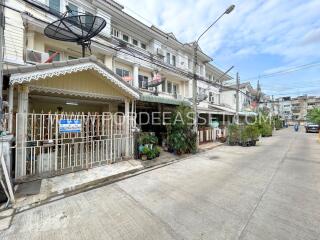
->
307, 108, 320, 125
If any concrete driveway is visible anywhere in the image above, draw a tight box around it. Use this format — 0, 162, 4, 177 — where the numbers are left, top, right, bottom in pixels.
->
1, 128, 320, 240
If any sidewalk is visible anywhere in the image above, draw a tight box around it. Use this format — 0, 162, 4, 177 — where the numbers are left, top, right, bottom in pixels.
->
0, 141, 224, 231
13, 160, 143, 212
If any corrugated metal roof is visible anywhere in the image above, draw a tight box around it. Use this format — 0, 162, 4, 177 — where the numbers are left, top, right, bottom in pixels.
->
140, 94, 191, 106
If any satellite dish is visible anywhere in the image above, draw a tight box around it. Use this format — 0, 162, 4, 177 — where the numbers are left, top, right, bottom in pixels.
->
44, 11, 106, 57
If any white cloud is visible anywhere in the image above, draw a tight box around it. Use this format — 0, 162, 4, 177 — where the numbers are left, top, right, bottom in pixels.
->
117, 0, 320, 63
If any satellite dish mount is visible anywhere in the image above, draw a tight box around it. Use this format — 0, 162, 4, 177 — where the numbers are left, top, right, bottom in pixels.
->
44, 7, 106, 58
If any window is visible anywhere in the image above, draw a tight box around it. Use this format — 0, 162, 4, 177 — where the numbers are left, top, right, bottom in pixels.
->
111, 28, 119, 38
122, 34, 129, 42
209, 92, 214, 103
188, 59, 192, 69
167, 81, 172, 94
138, 75, 148, 89
48, 50, 60, 62
116, 68, 130, 78
67, 3, 78, 16
173, 84, 179, 95
49, 0, 60, 13
85, 11, 94, 28
132, 39, 138, 46
166, 53, 170, 64
172, 55, 176, 66
161, 80, 166, 92
199, 65, 204, 75
140, 43, 146, 49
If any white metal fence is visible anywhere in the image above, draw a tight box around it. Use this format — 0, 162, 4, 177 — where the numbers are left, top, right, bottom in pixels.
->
14, 113, 134, 180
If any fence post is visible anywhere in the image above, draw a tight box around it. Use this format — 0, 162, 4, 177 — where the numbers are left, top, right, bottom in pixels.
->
15, 85, 29, 178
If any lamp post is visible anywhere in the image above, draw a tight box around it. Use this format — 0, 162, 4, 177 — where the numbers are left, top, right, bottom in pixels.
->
192, 4, 235, 149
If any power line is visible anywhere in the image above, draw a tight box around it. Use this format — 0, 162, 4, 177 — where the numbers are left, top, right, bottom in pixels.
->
242, 61, 320, 81
2, 2, 251, 98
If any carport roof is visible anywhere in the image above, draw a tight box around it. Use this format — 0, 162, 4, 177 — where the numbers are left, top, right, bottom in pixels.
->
4, 56, 140, 99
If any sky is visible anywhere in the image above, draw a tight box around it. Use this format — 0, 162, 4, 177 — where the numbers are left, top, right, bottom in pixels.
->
116, 0, 320, 97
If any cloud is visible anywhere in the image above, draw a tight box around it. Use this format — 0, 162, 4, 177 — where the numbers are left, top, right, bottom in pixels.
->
115, 0, 320, 96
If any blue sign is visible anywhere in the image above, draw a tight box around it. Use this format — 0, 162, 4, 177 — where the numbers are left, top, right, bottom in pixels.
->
59, 119, 81, 133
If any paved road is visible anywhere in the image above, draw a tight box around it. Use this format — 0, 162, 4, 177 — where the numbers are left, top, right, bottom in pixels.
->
1, 128, 320, 240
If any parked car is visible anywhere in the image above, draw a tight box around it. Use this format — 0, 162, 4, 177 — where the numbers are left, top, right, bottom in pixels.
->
305, 123, 319, 133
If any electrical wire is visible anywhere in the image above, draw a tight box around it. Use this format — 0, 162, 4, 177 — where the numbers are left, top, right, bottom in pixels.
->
242, 62, 320, 81
1, 2, 255, 99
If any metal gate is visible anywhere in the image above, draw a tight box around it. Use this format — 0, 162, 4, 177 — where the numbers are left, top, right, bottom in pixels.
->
14, 112, 134, 180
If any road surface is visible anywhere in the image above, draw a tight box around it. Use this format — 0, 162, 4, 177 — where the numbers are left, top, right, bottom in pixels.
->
1, 128, 320, 240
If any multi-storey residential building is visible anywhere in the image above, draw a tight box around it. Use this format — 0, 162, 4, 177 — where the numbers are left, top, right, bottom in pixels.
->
275, 95, 320, 125
2, 0, 233, 179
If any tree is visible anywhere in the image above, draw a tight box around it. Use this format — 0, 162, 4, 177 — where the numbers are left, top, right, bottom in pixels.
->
307, 108, 320, 125
307, 108, 320, 142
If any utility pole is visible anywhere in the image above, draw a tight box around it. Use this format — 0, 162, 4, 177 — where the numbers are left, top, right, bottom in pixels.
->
235, 72, 240, 124
191, 4, 235, 150
0, 0, 4, 123
192, 42, 198, 146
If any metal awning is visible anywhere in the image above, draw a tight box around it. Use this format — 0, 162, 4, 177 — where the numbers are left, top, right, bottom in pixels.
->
239, 111, 257, 116
140, 94, 191, 106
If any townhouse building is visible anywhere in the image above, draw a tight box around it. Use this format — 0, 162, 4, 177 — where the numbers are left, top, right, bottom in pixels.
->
2, 0, 233, 179
220, 82, 258, 118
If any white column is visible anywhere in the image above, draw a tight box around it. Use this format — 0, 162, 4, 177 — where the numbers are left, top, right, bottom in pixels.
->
16, 85, 29, 178
124, 99, 130, 157
8, 85, 13, 133
188, 80, 193, 98
133, 64, 139, 88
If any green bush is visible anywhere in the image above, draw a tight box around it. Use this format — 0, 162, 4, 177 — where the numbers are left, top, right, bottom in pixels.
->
241, 125, 260, 142
138, 133, 158, 145
227, 124, 240, 145
167, 105, 196, 154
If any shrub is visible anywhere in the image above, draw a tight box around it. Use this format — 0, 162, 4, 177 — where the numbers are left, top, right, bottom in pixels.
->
138, 133, 158, 145
167, 105, 196, 154
241, 125, 260, 142
227, 124, 240, 145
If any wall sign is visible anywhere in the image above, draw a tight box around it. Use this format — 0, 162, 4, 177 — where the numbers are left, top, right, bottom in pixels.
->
59, 119, 81, 133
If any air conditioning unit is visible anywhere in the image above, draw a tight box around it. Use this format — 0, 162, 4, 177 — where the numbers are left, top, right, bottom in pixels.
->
157, 48, 165, 57
26, 49, 49, 64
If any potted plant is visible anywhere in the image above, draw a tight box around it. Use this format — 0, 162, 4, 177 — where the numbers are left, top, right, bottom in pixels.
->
227, 124, 240, 145
141, 147, 149, 161
240, 125, 260, 147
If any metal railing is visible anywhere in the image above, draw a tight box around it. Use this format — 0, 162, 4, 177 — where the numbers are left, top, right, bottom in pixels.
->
14, 112, 134, 180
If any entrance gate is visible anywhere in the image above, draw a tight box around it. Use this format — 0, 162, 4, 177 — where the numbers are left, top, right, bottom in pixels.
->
14, 112, 134, 180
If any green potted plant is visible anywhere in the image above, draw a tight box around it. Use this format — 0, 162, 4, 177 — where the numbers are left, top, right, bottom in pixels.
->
141, 147, 149, 161
240, 125, 260, 147
227, 124, 240, 145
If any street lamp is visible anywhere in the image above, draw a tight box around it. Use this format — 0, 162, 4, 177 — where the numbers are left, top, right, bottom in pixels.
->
192, 4, 235, 149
